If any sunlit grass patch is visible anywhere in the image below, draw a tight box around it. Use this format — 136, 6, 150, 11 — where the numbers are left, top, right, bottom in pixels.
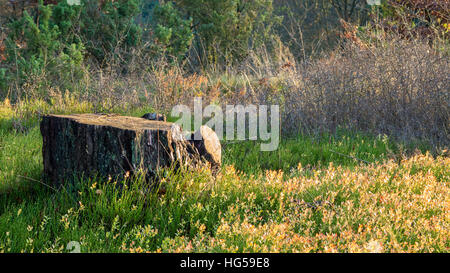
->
0, 102, 448, 253
223, 130, 406, 175
0, 126, 42, 192
0, 146, 448, 252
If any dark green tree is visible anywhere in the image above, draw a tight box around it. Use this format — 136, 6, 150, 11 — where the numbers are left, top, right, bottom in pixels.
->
175, 0, 281, 64
0, 0, 143, 97
151, 2, 193, 60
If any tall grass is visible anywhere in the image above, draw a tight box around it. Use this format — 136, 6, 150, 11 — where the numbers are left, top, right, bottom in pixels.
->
1, 130, 448, 252
2, 19, 448, 150
0, 35, 448, 255
228, 35, 449, 148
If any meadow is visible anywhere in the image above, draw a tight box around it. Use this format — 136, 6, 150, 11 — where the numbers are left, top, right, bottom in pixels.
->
0, 98, 448, 253
0, 0, 448, 253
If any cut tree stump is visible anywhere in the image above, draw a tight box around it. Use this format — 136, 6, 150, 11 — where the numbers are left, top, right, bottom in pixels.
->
190, 126, 222, 171
40, 114, 197, 186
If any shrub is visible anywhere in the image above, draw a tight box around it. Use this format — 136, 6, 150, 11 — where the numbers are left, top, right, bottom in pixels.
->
361, 0, 450, 45
175, 0, 281, 64
0, 0, 142, 99
1, 1, 85, 98
270, 38, 449, 147
151, 2, 194, 61
80, 0, 142, 62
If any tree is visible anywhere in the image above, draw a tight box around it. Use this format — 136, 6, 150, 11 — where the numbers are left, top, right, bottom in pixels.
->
174, 0, 281, 64
328, 0, 369, 22
0, 0, 142, 97
151, 1, 193, 61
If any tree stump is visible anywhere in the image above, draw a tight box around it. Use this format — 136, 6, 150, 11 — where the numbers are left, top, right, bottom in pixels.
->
40, 114, 194, 186
190, 126, 222, 172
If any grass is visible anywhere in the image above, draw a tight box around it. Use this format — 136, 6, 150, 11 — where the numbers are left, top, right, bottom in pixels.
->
0, 0, 448, 254
223, 131, 401, 176
0, 101, 448, 253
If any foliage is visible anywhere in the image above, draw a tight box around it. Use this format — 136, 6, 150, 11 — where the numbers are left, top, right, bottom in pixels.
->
0, 111, 448, 252
0, 0, 142, 98
79, 0, 142, 62
151, 2, 194, 61
363, 0, 449, 41
326, 0, 369, 22
175, 0, 282, 64
0, 0, 448, 254
1, 1, 85, 97
383, 0, 449, 27
274, 0, 370, 59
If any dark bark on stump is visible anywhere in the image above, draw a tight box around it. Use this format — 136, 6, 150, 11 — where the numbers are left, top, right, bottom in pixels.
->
40, 114, 192, 186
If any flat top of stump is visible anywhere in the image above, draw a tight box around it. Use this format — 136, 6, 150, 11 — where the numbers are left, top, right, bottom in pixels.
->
48, 114, 173, 131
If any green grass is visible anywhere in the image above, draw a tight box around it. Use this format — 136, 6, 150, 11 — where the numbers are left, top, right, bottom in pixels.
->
223, 130, 401, 176
0, 108, 448, 253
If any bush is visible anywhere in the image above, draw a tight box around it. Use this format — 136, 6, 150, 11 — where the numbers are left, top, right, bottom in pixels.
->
151, 2, 193, 61
0, 0, 142, 98
1, 1, 85, 98
366, 0, 449, 43
274, 38, 449, 147
175, 0, 281, 64
274, 0, 370, 59
80, 0, 142, 62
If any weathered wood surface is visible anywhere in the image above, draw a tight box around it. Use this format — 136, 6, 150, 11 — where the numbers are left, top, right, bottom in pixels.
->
191, 125, 222, 171
40, 114, 194, 186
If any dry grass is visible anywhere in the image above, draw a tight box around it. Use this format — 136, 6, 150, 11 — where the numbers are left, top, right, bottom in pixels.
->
226, 36, 449, 149
0, 2, 448, 254
2, 23, 449, 150
281, 39, 448, 146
